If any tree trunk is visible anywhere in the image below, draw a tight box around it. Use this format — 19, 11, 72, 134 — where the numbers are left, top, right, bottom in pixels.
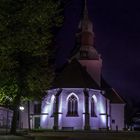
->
10, 95, 21, 134
27, 100, 31, 130
10, 52, 26, 134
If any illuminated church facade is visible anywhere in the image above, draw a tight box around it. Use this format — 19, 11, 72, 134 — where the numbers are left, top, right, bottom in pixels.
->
40, 0, 125, 130
20, 0, 125, 131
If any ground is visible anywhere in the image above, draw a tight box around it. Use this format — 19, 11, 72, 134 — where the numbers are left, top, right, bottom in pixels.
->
0, 135, 33, 140
0, 131, 140, 140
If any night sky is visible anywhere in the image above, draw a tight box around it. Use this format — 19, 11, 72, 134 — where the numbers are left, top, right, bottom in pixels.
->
55, 0, 140, 105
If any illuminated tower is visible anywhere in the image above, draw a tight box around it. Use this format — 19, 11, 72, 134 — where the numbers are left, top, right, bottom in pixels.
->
77, 0, 102, 86
18, 0, 125, 131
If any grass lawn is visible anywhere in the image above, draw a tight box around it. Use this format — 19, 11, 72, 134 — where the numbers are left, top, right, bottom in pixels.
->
0, 131, 140, 140
32, 131, 140, 140
0, 135, 33, 140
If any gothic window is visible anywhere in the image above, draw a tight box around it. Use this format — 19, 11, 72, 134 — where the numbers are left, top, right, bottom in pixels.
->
91, 97, 97, 117
67, 95, 78, 116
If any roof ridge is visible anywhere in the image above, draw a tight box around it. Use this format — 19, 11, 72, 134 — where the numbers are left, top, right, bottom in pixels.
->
111, 88, 125, 103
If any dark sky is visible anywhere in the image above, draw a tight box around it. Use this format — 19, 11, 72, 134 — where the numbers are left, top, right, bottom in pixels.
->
55, 0, 140, 105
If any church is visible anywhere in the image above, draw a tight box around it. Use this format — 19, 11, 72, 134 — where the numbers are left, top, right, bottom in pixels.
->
20, 0, 125, 131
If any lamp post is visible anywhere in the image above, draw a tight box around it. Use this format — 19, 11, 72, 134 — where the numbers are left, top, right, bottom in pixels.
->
19, 106, 24, 111
19, 106, 24, 129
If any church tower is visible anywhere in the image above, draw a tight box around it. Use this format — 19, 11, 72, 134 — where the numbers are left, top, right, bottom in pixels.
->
19, 0, 125, 131
76, 0, 102, 86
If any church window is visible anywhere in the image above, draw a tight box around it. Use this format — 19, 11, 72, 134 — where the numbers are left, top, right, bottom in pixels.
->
91, 97, 97, 117
67, 95, 78, 116
80, 50, 88, 59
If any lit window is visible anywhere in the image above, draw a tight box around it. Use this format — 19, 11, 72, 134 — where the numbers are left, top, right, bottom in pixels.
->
67, 95, 78, 116
91, 97, 97, 117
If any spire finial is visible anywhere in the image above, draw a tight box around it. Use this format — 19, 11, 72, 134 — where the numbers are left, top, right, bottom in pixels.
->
84, 0, 88, 19
85, 0, 87, 9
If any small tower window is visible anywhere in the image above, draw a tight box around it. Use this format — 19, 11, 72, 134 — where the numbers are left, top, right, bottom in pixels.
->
80, 50, 88, 59
91, 97, 97, 117
67, 95, 78, 116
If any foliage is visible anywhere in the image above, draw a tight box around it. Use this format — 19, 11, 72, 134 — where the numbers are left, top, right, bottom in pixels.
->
0, 0, 63, 134
0, 0, 63, 106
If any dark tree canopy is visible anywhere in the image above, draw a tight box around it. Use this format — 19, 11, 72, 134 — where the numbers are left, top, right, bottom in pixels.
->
0, 0, 63, 134
0, 0, 63, 103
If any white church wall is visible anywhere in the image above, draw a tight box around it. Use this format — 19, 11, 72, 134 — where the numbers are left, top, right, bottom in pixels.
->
40, 88, 124, 131
98, 93, 108, 129
88, 89, 100, 129
58, 114, 63, 129
47, 117, 54, 129
41, 90, 57, 129
90, 117, 99, 129
41, 102, 47, 128
111, 104, 125, 130
107, 100, 111, 129
88, 89, 109, 130
60, 88, 84, 130
47, 94, 55, 129
41, 88, 85, 130
41, 99, 49, 128
58, 93, 63, 129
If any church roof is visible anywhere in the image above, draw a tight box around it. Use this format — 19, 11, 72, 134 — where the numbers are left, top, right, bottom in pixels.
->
53, 1, 124, 105
107, 88, 125, 104
53, 59, 100, 89
101, 78, 125, 104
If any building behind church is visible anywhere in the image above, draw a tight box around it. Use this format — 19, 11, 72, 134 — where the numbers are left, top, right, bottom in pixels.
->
19, 0, 125, 131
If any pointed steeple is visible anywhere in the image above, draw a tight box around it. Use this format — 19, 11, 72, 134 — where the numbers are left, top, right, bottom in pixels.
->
83, 0, 88, 20
81, 0, 92, 32
78, 0, 99, 60
71, 1, 102, 86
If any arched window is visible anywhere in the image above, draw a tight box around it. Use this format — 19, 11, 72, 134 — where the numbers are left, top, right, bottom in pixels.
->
91, 97, 97, 117
67, 95, 78, 116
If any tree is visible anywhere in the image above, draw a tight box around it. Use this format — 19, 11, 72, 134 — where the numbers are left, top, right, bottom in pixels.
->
0, 0, 63, 134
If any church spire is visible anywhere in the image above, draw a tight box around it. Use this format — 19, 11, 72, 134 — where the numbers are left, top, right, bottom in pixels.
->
83, 0, 88, 20
81, 0, 91, 31
78, 0, 99, 60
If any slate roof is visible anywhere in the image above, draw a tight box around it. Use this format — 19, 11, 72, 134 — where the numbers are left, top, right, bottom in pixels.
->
53, 59, 124, 104
53, 59, 100, 89
101, 77, 125, 104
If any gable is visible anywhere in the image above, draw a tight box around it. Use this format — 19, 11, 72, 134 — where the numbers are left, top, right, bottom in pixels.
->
53, 59, 100, 89
101, 77, 125, 104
